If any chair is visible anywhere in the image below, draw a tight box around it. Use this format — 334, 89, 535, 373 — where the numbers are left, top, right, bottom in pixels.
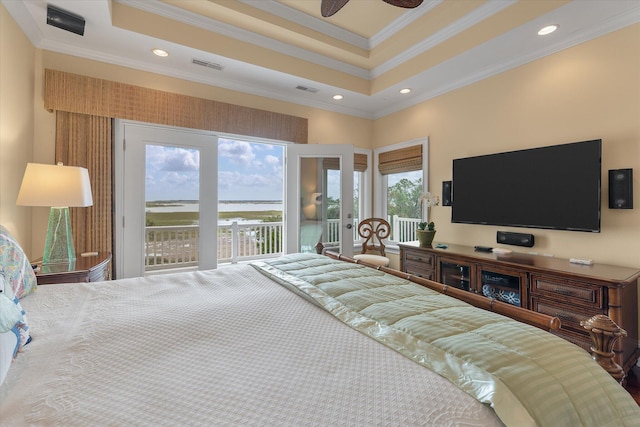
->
353, 218, 391, 267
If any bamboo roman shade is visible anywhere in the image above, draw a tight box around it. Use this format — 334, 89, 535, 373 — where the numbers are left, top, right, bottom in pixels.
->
354, 153, 368, 173
378, 145, 422, 175
322, 153, 368, 172
44, 69, 308, 144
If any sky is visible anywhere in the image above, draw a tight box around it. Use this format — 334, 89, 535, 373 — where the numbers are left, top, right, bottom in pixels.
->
145, 139, 284, 201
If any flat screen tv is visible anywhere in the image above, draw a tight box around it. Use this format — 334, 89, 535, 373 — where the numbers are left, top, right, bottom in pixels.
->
451, 139, 601, 232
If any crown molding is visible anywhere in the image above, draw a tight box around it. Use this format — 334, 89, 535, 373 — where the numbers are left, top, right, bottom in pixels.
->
1, 0, 44, 47
369, 0, 442, 49
37, 37, 377, 120
373, 2, 640, 119
119, 0, 371, 80
372, 0, 516, 78
237, 0, 369, 50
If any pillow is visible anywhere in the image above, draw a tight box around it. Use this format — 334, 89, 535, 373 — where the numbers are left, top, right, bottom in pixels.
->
0, 274, 30, 350
0, 292, 23, 333
0, 331, 18, 386
0, 274, 30, 386
0, 225, 37, 298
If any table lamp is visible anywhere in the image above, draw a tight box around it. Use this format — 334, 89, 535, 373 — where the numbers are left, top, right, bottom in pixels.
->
16, 162, 93, 265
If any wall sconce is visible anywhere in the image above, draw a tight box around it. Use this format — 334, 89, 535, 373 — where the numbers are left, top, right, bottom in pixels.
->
312, 192, 323, 205
16, 163, 93, 264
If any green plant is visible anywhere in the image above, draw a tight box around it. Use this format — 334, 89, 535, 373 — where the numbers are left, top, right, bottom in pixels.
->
417, 221, 435, 231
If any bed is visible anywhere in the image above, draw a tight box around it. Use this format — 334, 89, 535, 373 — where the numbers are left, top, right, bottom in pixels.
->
1, 230, 638, 426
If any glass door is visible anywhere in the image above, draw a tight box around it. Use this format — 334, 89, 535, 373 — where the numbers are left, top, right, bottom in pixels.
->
286, 144, 354, 257
478, 267, 526, 307
116, 122, 217, 278
438, 257, 474, 292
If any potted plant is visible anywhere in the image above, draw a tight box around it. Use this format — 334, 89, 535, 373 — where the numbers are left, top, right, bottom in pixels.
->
417, 192, 439, 247
416, 221, 436, 247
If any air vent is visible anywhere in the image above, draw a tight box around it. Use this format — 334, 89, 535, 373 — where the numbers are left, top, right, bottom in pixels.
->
296, 85, 319, 93
191, 59, 224, 71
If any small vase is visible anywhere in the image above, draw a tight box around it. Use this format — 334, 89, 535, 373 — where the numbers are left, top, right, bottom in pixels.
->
417, 229, 436, 247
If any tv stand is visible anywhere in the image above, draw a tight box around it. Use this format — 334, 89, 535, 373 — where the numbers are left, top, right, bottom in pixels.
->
398, 241, 640, 374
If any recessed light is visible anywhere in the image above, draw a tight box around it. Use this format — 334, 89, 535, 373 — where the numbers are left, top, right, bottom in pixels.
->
538, 25, 558, 36
152, 48, 169, 57
332, 94, 343, 100
400, 88, 411, 94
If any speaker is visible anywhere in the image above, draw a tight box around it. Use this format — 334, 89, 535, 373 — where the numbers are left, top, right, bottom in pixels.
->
609, 169, 633, 209
442, 181, 452, 206
496, 231, 534, 247
47, 5, 85, 36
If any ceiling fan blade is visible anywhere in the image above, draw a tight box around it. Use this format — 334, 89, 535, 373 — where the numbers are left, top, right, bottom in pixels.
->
321, 0, 350, 17
382, 0, 424, 8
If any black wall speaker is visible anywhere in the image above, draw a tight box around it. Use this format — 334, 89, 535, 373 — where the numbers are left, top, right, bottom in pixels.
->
47, 5, 85, 36
609, 169, 633, 209
496, 231, 535, 247
442, 181, 452, 206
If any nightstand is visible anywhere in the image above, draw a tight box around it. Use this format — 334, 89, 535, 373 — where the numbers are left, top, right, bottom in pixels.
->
34, 252, 112, 285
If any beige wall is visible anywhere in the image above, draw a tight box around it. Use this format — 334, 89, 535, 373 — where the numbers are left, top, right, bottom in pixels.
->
375, 24, 640, 270
0, 4, 36, 253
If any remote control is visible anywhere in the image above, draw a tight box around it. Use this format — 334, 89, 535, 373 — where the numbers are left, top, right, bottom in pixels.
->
492, 248, 512, 254
474, 246, 493, 252
569, 258, 593, 265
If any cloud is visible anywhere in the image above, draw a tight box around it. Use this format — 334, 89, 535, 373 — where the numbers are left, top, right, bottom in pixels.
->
264, 154, 280, 166
146, 145, 200, 172
145, 140, 284, 201
218, 169, 283, 200
218, 139, 255, 165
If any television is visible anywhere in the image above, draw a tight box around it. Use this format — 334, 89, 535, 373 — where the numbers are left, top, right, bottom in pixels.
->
451, 139, 601, 232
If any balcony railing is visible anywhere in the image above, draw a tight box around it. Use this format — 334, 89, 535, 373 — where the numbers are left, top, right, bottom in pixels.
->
144, 216, 421, 272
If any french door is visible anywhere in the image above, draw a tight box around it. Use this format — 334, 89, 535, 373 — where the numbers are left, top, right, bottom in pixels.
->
286, 144, 354, 257
116, 121, 355, 278
116, 122, 217, 278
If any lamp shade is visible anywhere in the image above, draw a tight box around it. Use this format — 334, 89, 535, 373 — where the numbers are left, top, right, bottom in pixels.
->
17, 163, 93, 207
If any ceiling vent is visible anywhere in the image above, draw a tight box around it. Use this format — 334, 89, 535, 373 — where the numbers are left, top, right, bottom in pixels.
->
192, 59, 224, 71
296, 85, 319, 93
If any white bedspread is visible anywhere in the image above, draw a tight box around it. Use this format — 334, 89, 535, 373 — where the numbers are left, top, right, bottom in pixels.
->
0, 264, 502, 426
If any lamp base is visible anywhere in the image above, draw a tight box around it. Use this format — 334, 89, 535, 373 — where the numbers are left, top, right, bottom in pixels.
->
42, 207, 76, 265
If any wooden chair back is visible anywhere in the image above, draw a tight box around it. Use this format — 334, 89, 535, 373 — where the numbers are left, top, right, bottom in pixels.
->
358, 218, 391, 256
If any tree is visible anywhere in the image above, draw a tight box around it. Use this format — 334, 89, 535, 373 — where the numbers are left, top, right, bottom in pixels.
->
388, 177, 422, 218
325, 196, 340, 219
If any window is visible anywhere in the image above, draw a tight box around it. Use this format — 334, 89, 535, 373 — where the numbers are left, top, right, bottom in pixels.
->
374, 138, 428, 245
354, 149, 371, 242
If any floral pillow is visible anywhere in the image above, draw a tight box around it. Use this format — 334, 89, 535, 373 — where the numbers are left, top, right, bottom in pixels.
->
0, 225, 37, 299
0, 274, 30, 351
0, 274, 28, 386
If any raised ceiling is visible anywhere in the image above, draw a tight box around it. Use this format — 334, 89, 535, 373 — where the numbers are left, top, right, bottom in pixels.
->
4, 0, 640, 119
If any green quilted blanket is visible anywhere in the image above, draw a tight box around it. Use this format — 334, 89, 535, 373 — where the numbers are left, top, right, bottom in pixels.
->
252, 253, 640, 427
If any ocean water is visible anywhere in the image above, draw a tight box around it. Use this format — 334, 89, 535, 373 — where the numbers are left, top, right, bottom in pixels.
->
146, 201, 283, 213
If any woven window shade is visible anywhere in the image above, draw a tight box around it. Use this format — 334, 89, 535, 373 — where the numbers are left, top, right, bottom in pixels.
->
55, 112, 113, 257
378, 145, 422, 175
322, 153, 368, 172
44, 69, 308, 144
354, 153, 368, 172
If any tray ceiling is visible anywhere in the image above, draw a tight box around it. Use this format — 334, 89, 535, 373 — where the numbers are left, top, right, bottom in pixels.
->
4, 0, 639, 119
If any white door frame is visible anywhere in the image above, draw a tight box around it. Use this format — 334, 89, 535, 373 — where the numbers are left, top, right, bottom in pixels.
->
114, 120, 218, 278
285, 144, 354, 257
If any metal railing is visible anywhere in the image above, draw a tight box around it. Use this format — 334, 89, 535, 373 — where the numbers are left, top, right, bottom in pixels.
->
144, 216, 421, 271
